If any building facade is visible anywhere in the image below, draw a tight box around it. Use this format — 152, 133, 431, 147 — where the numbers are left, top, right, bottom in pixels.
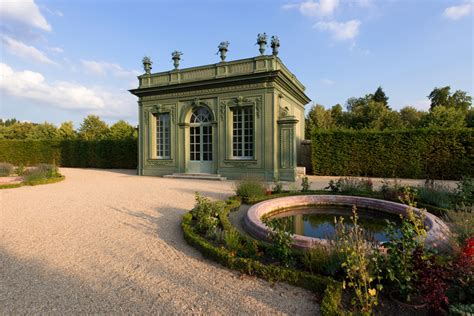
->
130, 41, 310, 181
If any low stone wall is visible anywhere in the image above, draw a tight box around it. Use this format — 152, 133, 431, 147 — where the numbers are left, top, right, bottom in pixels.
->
298, 140, 312, 175
243, 195, 451, 250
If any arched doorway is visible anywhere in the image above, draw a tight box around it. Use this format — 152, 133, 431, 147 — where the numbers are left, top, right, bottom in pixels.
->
188, 107, 214, 173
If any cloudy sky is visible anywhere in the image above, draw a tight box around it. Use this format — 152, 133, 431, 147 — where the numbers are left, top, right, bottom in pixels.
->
0, 0, 472, 127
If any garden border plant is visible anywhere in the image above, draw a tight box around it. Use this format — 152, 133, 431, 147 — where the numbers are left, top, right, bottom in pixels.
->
0, 163, 65, 189
182, 194, 333, 295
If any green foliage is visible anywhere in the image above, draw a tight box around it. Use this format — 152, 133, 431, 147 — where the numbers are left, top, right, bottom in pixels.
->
78, 115, 109, 140
0, 139, 137, 169
0, 162, 14, 176
384, 189, 427, 302
449, 303, 474, 316
334, 207, 383, 314
108, 120, 136, 139
400, 106, 426, 129
417, 180, 456, 209
224, 229, 241, 253
445, 208, 474, 245
181, 203, 332, 294
423, 106, 467, 128
235, 177, 266, 204
301, 176, 311, 192
372, 86, 389, 107
191, 193, 221, 234
15, 163, 26, 176
326, 177, 373, 195
428, 86, 472, 112
57, 121, 76, 139
262, 217, 294, 267
456, 177, 474, 207
320, 282, 348, 316
272, 177, 283, 193
302, 245, 340, 275
312, 128, 473, 180
25, 164, 60, 182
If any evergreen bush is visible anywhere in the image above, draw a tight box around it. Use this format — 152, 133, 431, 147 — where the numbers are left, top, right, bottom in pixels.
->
311, 128, 473, 180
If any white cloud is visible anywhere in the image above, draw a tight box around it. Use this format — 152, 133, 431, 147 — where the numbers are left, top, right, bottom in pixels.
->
0, 63, 103, 110
443, 3, 472, 20
0, 0, 51, 31
320, 78, 335, 85
48, 46, 64, 53
0, 63, 136, 118
282, 0, 339, 17
81, 60, 140, 78
314, 19, 361, 40
1, 35, 56, 65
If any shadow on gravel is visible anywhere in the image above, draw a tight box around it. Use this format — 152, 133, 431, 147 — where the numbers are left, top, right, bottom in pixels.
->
169, 186, 234, 201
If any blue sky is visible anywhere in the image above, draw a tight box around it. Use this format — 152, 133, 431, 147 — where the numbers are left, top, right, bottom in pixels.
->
0, 0, 472, 127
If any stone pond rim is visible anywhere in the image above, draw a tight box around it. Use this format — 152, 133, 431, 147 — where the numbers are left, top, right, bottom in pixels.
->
243, 195, 451, 250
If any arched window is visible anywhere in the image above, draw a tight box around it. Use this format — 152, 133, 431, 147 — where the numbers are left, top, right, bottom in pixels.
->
190, 107, 211, 123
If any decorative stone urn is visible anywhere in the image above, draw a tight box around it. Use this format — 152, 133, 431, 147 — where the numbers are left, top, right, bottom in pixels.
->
142, 56, 152, 74
271, 36, 280, 56
217, 41, 229, 62
171, 51, 183, 70
256, 33, 267, 55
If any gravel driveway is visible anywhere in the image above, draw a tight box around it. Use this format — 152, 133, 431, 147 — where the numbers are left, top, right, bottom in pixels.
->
0, 168, 318, 314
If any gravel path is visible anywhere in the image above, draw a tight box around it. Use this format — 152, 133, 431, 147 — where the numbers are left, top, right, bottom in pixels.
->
0, 168, 319, 314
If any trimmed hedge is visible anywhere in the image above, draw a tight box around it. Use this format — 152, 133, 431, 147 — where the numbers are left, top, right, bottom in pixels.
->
311, 128, 473, 180
0, 139, 137, 169
182, 198, 332, 294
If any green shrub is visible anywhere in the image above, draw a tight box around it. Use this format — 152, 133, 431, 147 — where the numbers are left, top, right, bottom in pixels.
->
15, 163, 26, 176
235, 178, 266, 204
190, 193, 221, 234
449, 303, 474, 316
456, 177, 474, 207
262, 217, 294, 267
0, 139, 137, 168
384, 189, 427, 302
25, 164, 61, 182
320, 282, 347, 316
326, 177, 373, 195
0, 162, 14, 176
333, 207, 383, 314
302, 245, 337, 275
224, 229, 241, 253
417, 180, 456, 209
301, 176, 311, 192
445, 208, 474, 244
272, 177, 283, 193
311, 128, 473, 180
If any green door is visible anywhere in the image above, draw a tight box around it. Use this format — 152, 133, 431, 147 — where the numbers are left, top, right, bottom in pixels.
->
189, 107, 214, 173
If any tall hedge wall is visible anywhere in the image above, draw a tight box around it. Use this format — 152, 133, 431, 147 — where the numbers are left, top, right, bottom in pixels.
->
0, 139, 137, 169
311, 128, 473, 180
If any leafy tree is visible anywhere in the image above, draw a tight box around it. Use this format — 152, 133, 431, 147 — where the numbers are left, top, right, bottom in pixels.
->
0, 118, 18, 126
307, 104, 335, 130
57, 121, 76, 139
428, 86, 472, 112
372, 86, 389, 108
422, 106, 466, 128
30, 122, 58, 139
466, 108, 474, 128
400, 106, 426, 129
78, 115, 109, 140
108, 120, 136, 139
1, 122, 36, 139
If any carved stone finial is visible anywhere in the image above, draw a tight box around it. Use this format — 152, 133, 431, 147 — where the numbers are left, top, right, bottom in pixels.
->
217, 41, 230, 62
142, 56, 152, 74
256, 33, 268, 55
271, 36, 280, 56
171, 51, 183, 70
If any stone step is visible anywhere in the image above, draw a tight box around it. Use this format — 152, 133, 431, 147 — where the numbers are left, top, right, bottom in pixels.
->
296, 166, 306, 176
163, 173, 227, 181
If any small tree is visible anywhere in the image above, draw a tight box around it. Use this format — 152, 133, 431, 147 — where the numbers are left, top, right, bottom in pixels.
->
57, 121, 77, 139
108, 120, 136, 139
78, 115, 109, 140
372, 86, 389, 108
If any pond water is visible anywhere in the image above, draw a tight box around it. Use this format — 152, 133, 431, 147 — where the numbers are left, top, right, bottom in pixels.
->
269, 206, 402, 243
